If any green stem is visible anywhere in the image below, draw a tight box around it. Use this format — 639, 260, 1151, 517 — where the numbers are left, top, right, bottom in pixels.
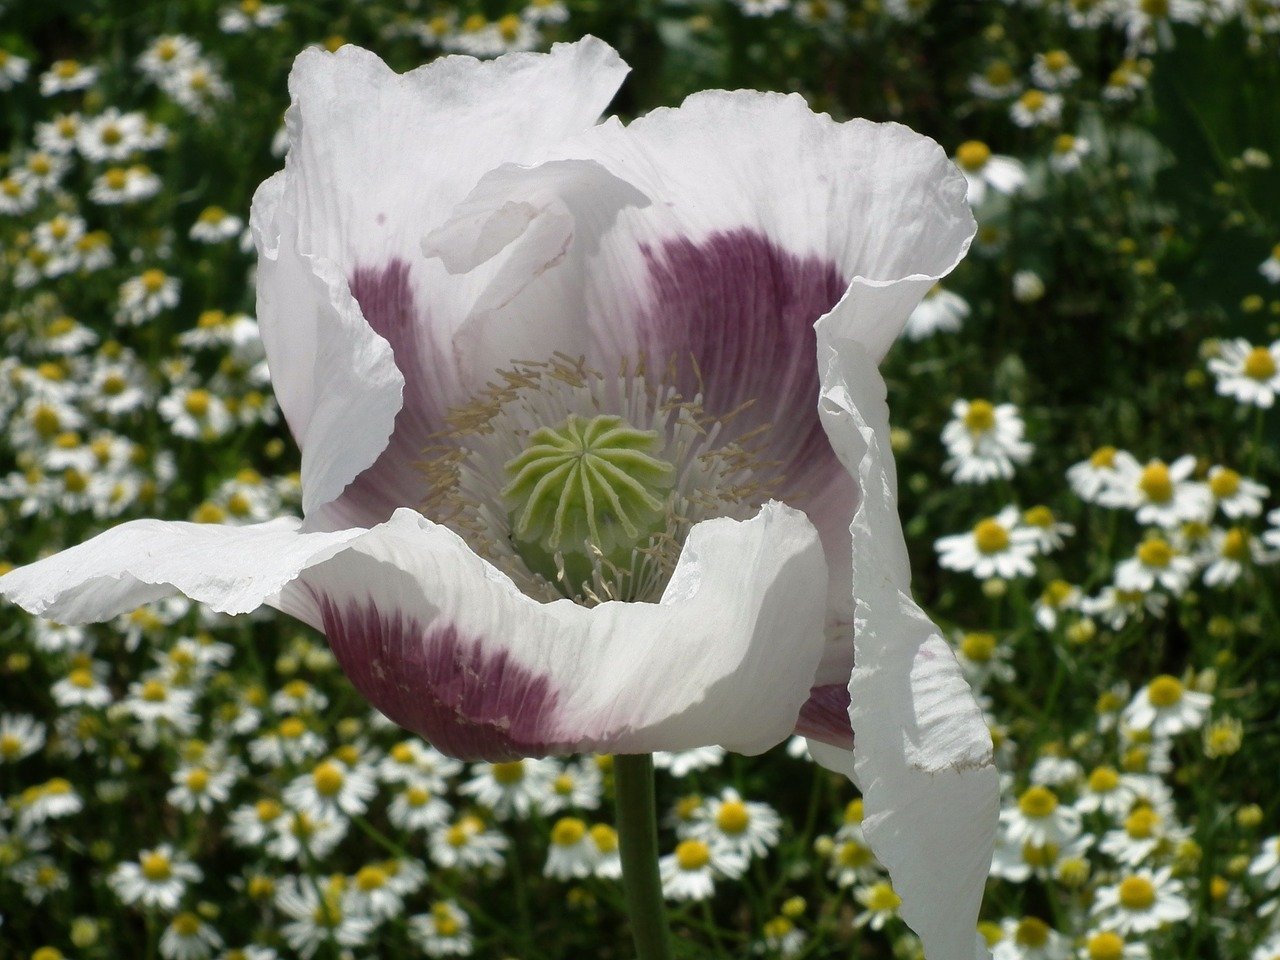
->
614, 753, 674, 960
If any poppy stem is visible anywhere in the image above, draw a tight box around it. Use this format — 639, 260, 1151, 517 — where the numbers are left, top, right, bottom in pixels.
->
614, 753, 674, 960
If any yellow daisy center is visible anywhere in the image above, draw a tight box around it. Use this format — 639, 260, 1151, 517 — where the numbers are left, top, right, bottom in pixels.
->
1138, 462, 1173, 503
1117, 875, 1156, 910
963, 399, 996, 433
974, 518, 1010, 555
1087, 932, 1125, 960
1018, 786, 1059, 819
1244, 346, 1277, 381
551, 817, 587, 847
1209, 468, 1240, 498
956, 141, 992, 172
1147, 675, 1184, 707
1137, 538, 1174, 569
715, 800, 750, 835
141, 851, 172, 882
1015, 917, 1050, 948
312, 761, 344, 797
675, 839, 711, 871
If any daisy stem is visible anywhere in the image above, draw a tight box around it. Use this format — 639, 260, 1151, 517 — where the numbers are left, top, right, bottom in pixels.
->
614, 753, 674, 960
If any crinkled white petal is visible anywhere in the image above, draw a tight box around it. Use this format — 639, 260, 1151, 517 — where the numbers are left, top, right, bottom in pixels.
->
813, 339, 998, 960
0, 518, 365, 623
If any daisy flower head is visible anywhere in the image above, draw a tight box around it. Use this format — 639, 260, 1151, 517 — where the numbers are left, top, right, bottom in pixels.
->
1101, 454, 1211, 528
1208, 338, 1280, 408
1068, 446, 1124, 503
1260, 242, 1280, 283
543, 816, 596, 879
458, 758, 556, 819
0, 39, 1000, 960
429, 813, 508, 871
1099, 803, 1186, 865
409, 901, 473, 957
954, 631, 1015, 686
40, 59, 99, 95
904, 284, 970, 340
1202, 525, 1271, 588
1249, 835, 1280, 890
954, 140, 1028, 205
660, 837, 746, 901
1077, 930, 1151, 960
1002, 785, 1082, 848
969, 59, 1020, 99
941, 399, 1034, 484
160, 912, 224, 960
1032, 50, 1082, 89
690, 787, 782, 860
189, 205, 245, 243
1114, 536, 1198, 594
993, 916, 1069, 960
854, 880, 903, 930
936, 506, 1040, 580
1207, 466, 1269, 518
1050, 133, 1091, 173
276, 876, 375, 959
1123, 674, 1212, 737
1010, 89, 1063, 128
0, 713, 47, 763
1091, 866, 1190, 934
108, 844, 202, 910
653, 746, 726, 777
282, 758, 377, 819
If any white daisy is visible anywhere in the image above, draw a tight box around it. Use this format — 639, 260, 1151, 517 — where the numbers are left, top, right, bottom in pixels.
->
1123, 676, 1212, 737
660, 838, 745, 902
544, 817, 596, 879
1208, 338, 1280, 408
1091, 867, 1190, 934
283, 759, 377, 819
1100, 454, 1211, 528
936, 506, 1040, 580
109, 844, 202, 910
1114, 537, 1198, 594
689, 788, 781, 860
954, 141, 1027, 205
942, 399, 1034, 484
458, 758, 556, 820
904, 285, 970, 339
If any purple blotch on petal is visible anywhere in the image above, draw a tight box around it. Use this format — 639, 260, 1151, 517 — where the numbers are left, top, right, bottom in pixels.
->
638, 228, 846, 503
794, 682, 854, 749
335, 261, 449, 527
319, 596, 561, 761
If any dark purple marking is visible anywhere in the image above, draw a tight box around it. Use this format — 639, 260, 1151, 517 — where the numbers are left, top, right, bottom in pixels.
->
335, 261, 450, 527
639, 229, 846, 504
793, 682, 854, 750
319, 597, 561, 761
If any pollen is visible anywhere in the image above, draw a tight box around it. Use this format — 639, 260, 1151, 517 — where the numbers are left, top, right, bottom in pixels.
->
1017, 785, 1059, 818
1146, 674, 1184, 707
973, 518, 1010, 554
1243, 346, 1277, 381
675, 839, 711, 871
1117, 875, 1156, 910
1137, 461, 1173, 503
956, 141, 992, 172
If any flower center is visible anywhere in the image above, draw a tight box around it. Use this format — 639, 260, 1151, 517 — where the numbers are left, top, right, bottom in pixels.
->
1017, 786, 1058, 819
675, 839, 711, 871
973, 518, 1010, 554
141, 851, 172, 882
1147, 675, 1184, 707
864, 882, 901, 912
591, 824, 619, 853
1138, 462, 1173, 503
312, 762, 344, 797
1137, 539, 1173, 569
1088, 766, 1120, 793
426, 357, 772, 606
963, 399, 996, 433
956, 141, 991, 171
1015, 918, 1050, 948
1222, 528, 1250, 561
491, 760, 525, 785
1209, 468, 1240, 498
960, 632, 996, 662
1244, 346, 1277, 381
1087, 932, 1125, 960
503, 413, 674, 593
355, 866, 387, 891
551, 817, 587, 847
1125, 807, 1159, 839
715, 801, 750, 835
1117, 876, 1156, 910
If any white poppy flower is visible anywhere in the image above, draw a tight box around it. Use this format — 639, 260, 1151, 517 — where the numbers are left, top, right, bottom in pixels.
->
0, 39, 996, 958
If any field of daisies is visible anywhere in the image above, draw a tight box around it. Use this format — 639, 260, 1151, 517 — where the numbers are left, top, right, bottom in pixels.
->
2, 1, 1280, 959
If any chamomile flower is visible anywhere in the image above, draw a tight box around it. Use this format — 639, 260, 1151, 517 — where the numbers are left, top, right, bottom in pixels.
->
458, 758, 556, 819
936, 507, 1040, 580
1002, 786, 1083, 847
429, 814, 508, 871
1022, 507, 1074, 554
828, 833, 884, 887
1101, 455, 1211, 528
1069, 447, 1123, 501
1202, 526, 1270, 587
969, 59, 1021, 99
660, 838, 746, 902
50, 662, 112, 709
954, 140, 1028, 205
0, 49, 31, 89
589, 823, 623, 879
0, 713, 47, 762
1114, 536, 1198, 594
219, 0, 286, 33
653, 746, 726, 776
1207, 466, 1269, 518
123, 677, 198, 744
853, 880, 902, 930
167, 758, 240, 813
377, 738, 463, 790
1075, 765, 1146, 818
40, 59, 99, 95
1208, 338, 1280, 408
109, 844, 202, 910
283, 759, 377, 819
1123, 675, 1212, 737
990, 833, 1094, 884
117, 269, 181, 325
1260, 243, 1280, 283
1033, 580, 1082, 631
17, 778, 83, 827
348, 862, 404, 920
1077, 930, 1151, 960
265, 810, 347, 861
955, 632, 1016, 686
248, 716, 326, 767
1248, 835, 1280, 890
227, 798, 285, 848
159, 386, 234, 441
904, 284, 970, 339
160, 912, 223, 960
189, 206, 244, 243
276, 877, 374, 959
409, 901, 473, 957
1050, 133, 1092, 172
690, 788, 782, 860
544, 816, 596, 879
993, 916, 1070, 960
1010, 89, 1064, 128
539, 757, 604, 813
1032, 50, 1082, 88
388, 780, 453, 833
1099, 804, 1187, 865
1082, 586, 1168, 630
1091, 867, 1191, 934
942, 399, 1034, 483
